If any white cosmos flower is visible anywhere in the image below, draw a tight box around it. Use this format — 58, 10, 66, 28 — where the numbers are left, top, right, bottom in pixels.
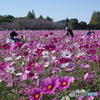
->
74, 43, 80, 47
15, 55, 21, 60
61, 50, 72, 58
4, 57, 13, 61
42, 51, 49, 58
61, 63, 69, 68
15, 72, 22, 76
21, 62, 25, 66
6, 67, 15, 74
61, 95, 70, 100
76, 51, 85, 58
44, 61, 49, 67
51, 56, 57, 62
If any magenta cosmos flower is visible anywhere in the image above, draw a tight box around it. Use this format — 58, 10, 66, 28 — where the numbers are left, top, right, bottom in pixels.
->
58, 76, 74, 90
84, 73, 94, 85
27, 61, 36, 71
29, 88, 43, 100
59, 58, 72, 63
44, 44, 56, 51
40, 77, 59, 94
0, 62, 9, 70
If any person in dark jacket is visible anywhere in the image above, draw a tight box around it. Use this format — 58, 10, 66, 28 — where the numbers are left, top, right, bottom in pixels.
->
86, 29, 92, 35
64, 27, 74, 37
10, 31, 20, 43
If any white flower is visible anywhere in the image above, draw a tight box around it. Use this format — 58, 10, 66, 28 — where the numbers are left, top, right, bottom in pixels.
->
4, 57, 13, 61
42, 51, 49, 58
61, 95, 70, 100
76, 51, 85, 57
15, 55, 21, 60
21, 62, 25, 66
6, 67, 15, 74
73, 43, 80, 47
6, 38, 10, 43
61, 50, 72, 58
15, 72, 22, 76
51, 56, 57, 62
61, 63, 69, 68
44, 61, 49, 67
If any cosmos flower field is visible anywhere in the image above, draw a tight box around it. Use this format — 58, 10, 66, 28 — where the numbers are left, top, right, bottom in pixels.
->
0, 30, 100, 100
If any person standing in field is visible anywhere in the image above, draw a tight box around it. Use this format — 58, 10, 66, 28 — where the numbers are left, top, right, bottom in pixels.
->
64, 27, 74, 37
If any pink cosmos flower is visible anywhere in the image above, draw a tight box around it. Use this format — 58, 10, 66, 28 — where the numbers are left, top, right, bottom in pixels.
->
98, 91, 100, 97
27, 61, 36, 71
27, 72, 38, 80
2, 43, 10, 50
84, 73, 94, 85
59, 58, 72, 63
86, 96, 94, 100
44, 44, 56, 51
58, 76, 74, 90
0, 62, 8, 70
78, 96, 85, 100
35, 49, 44, 54
10, 42, 18, 51
16, 41, 24, 47
79, 63, 90, 69
65, 62, 75, 71
40, 77, 59, 94
29, 88, 43, 100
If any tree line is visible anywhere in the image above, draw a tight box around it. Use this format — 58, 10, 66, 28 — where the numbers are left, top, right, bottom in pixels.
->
0, 10, 100, 30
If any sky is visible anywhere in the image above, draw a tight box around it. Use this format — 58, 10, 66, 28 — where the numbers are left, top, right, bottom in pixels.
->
0, 0, 100, 24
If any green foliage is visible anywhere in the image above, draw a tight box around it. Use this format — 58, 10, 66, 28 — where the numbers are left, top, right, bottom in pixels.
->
26, 11, 35, 19
89, 11, 100, 29
0, 15, 15, 23
68, 18, 79, 29
45, 16, 53, 22
65, 18, 69, 27
79, 21, 87, 30
38, 15, 44, 19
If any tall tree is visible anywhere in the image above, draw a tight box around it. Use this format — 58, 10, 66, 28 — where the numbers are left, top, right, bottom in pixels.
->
65, 18, 69, 27
68, 18, 79, 29
79, 21, 87, 30
89, 11, 100, 25
26, 11, 35, 19
38, 15, 44, 19
32, 10, 36, 18
45, 16, 53, 22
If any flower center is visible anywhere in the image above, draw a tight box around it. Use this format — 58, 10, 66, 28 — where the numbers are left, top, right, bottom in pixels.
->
34, 94, 40, 98
48, 85, 53, 89
31, 63, 34, 66
62, 82, 67, 86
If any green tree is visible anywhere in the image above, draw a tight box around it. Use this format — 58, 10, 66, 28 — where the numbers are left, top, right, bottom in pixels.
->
89, 11, 100, 29
0, 15, 5, 23
68, 18, 79, 29
65, 18, 69, 27
26, 11, 35, 19
79, 21, 87, 30
45, 16, 53, 22
5, 15, 15, 22
32, 10, 36, 18
38, 15, 44, 19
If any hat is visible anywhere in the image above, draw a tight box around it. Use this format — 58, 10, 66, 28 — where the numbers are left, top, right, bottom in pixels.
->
10, 31, 18, 36
65, 27, 68, 30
